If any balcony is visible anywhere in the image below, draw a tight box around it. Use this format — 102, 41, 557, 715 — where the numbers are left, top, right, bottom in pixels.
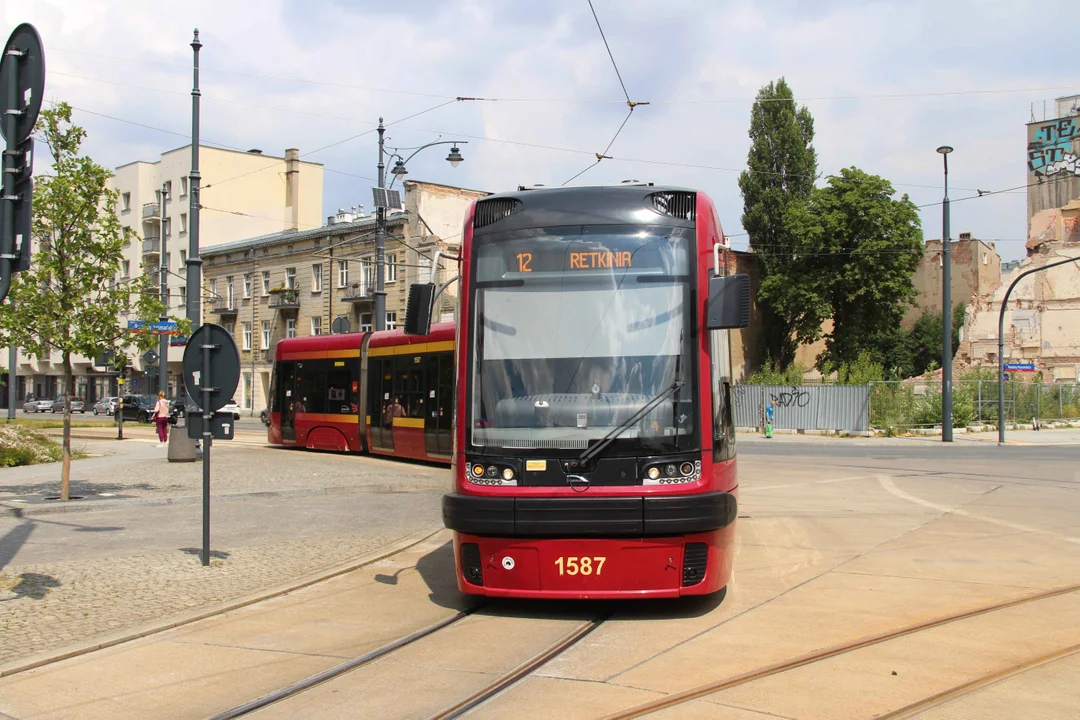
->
211, 298, 238, 316
142, 237, 160, 257
142, 202, 161, 219
342, 284, 374, 304
268, 288, 300, 310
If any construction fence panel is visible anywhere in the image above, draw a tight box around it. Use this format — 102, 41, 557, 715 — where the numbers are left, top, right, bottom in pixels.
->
732, 385, 870, 432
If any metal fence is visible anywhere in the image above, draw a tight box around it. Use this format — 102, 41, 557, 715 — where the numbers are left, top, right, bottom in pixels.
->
868, 380, 1080, 431
732, 384, 870, 432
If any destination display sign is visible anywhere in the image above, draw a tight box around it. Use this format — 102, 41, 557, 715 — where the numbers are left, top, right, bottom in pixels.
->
477, 229, 691, 281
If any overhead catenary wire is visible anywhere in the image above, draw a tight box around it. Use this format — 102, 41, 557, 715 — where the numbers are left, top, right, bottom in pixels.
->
563, 0, 648, 185
50, 47, 1080, 106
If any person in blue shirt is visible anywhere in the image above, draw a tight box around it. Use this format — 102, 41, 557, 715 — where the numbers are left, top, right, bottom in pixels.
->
765, 400, 775, 438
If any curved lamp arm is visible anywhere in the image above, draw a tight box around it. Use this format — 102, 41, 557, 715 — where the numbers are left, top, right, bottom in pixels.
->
997, 254, 1080, 443
387, 140, 468, 189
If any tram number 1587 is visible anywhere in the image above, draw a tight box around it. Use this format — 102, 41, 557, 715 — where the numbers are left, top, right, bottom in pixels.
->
554, 556, 606, 576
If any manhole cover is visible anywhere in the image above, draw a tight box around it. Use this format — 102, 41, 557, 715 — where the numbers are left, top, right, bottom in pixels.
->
43, 495, 86, 501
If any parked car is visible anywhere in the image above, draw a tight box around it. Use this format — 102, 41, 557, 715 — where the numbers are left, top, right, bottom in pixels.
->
22, 395, 38, 413
169, 395, 189, 419
220, 399, 241, 421
259, 407, 269, 426
30, 398, 53, 413
51, 396, 85, 414
115, 394, 157, 423
93, 397, 118, 415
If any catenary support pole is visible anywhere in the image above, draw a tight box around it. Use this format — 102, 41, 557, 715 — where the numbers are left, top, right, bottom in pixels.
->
941, 152, 953, 442
159, 183, 169, 395
374, 118, 386, 331
187, 30, 202, 327
998, 255, 1080, 443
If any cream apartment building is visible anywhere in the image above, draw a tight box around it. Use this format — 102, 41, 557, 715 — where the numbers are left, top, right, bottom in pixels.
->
15, 145, 323, 405
201, 180, 487, 415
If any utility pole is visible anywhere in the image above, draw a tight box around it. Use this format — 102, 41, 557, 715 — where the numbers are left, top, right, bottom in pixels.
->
158, 182, 169, 395
374, 118, 386, 331
937, 145, 954, 442
187, 30, 202, 328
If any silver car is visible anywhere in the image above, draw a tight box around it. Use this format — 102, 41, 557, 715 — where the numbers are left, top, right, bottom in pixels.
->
93, 397, 118, 415
32, 398, 53, 413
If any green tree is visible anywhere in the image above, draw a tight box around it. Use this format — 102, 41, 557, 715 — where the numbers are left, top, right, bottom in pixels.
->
907, 303, 965, 377
785, 167, 923, 370
0, 103, 188, 500
738, 78, 822, 369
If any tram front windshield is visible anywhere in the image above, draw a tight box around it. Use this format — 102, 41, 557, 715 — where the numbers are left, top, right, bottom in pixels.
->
470, 224, 695, 456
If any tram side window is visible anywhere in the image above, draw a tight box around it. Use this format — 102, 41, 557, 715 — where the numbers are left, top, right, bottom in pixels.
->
295, 361, 328, 414
710, 330, 736, 462
325, 368, 357, 414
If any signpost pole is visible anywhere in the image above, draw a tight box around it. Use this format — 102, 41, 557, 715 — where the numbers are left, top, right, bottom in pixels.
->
201, 340, 212, 567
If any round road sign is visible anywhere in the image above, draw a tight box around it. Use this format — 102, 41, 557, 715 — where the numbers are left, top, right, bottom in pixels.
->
0, 24, 46, 144
181, 323, 240, 414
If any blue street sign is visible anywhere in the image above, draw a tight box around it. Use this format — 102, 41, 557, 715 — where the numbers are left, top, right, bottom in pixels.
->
128, 320, 179, 333
1003, 362, 1035, 372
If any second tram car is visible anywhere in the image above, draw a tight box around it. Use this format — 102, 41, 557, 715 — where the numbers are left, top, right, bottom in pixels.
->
268, 324, 455, 463
412, 184, 750, 599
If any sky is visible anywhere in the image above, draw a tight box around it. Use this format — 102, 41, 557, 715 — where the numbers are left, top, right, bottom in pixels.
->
4, 0, 1078, 262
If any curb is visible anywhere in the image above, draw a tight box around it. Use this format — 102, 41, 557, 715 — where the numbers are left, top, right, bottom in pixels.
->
0, 524, 446, 679
1, 483, 444, 518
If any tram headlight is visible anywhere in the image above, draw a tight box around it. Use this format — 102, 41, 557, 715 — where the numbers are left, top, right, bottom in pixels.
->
472, 464, 484, 478
502, 467, 515, 481
646, 466, 661, 481
665, 464, 678, 478
680, 462, 695, 477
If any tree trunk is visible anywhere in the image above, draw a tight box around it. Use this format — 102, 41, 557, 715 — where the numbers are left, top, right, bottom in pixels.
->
61, 353, 73, 501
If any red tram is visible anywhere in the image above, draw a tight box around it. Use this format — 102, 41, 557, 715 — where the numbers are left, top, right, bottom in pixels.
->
267, 324, 455, 464
406, 184, 750, 599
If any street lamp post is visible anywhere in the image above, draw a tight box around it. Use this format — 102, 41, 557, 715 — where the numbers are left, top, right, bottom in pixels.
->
937, 145, 954, 442
373, 124, 465, 331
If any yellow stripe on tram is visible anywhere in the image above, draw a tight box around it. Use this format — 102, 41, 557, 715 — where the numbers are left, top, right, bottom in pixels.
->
368, 340, 454, 357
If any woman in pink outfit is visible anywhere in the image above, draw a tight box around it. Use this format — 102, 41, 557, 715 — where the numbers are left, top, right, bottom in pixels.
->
152, 391, 171, 446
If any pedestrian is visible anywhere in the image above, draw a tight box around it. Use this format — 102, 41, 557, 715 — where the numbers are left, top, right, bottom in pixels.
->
765, 400, 775, 439
152, 390, 171, 447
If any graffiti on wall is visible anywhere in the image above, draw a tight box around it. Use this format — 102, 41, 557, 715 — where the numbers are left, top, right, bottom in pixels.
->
1028, 117, 1080, 178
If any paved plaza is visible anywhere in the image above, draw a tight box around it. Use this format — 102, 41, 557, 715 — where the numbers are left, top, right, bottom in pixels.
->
1, 427, 1079, 717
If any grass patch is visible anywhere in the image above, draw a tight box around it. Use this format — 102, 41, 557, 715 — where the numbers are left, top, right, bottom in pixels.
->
0, 425, 89, 467
7, 417, 111, 430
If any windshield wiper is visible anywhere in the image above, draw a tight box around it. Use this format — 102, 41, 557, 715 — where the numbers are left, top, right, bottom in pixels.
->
576, 379, 685, 470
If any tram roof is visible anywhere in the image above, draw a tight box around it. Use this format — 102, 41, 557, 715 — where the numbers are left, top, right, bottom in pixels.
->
473, 184, 702, 233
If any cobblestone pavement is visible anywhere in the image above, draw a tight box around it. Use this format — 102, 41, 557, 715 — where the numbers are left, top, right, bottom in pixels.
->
0, 440, 448, 669
0, 532, 403, 666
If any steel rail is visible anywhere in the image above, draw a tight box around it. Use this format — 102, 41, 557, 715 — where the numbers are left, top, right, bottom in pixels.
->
599, 583, 1080, 720
877, 642, 1080, 719
209, 607, 483, 720
428, 614, 609, 720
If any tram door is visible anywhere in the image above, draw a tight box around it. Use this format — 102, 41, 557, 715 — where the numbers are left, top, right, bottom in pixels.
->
368, 357, 393, 451
424, 352, 454, 457
277, 362, 297, 442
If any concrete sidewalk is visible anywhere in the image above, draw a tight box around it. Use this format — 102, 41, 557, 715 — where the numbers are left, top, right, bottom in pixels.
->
737, 426, 1080, 446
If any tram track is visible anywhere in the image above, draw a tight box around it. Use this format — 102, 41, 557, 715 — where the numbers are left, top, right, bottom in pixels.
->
209, 605, 607, 720
597, 582, 1080, 720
